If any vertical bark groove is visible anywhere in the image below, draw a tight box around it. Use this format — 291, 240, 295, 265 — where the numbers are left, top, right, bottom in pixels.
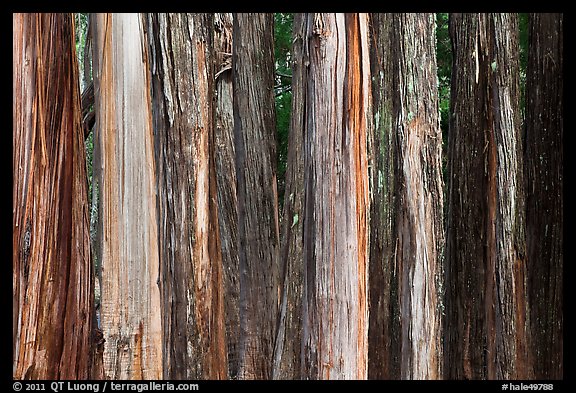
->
214, 12, 240, 379
272, 13, 307, 380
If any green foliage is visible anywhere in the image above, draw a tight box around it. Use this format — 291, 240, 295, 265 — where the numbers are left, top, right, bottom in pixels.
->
75, 13, 94, 206
436, 13, 451, 138
274, 13, 294, 208
74, 13, 90, 90
436, 13, 452, 193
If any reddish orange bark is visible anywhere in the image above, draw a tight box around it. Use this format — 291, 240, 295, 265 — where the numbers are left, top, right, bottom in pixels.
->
13, 13, 94, 379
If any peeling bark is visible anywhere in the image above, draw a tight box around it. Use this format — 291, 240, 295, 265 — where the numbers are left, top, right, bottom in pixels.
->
13, 13, 94, 379
272, 13, 306, 380
445, 13, 529, 380
298, 13, 371, 380
233, 13, 281, 380
368, 13, 444, 380
91, 13, 162, 380
214, 12, 240, 380
524, 13, 563, 380
146, 12, 227, 380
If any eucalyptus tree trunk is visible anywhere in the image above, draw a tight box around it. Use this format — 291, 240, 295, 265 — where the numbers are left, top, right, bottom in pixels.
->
524, 13, 563, 380
298, 13, 371, 380
13, 13, 94, 379
214, 12, 240, 379
445, 13, 529, 380
272, 12, 306, 380
91, 13, 162, 380
368, 13, 444, 380
232, 13, 280, 380
146, 13, 227, 380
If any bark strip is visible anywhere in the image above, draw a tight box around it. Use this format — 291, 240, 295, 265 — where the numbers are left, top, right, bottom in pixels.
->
13, 13, 94, 379
524, 13, 563, 380
232, 13, 281, 380
299, 13, 371, 380
91, 13, 162, 380
445, 13, 529, 380
146, 12, 227, 380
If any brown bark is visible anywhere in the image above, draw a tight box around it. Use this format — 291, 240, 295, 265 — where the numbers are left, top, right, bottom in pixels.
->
13, 13, 94, 379
367, 12, 399, 380
91, 13, 162, 380
232, 13, 281, 380
272, 13, 306, 380
146, 12, 227, 380
524, 13, 563, 380
214, 12, 240, 380
368, 13, 444, 380
298, 13, 371, 380
445, 13, 529, 380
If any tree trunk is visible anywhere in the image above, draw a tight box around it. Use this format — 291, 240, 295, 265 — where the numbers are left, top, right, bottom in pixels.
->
13, 13, 94, 379
272, 13, 306, 380
214, 12, 240, 380
232, 13, 280, 380
91, 13, 162, 380
524, 13, 563, 380
298, 13, 370, 380
146, 13, 228, 380
368, 13, 444, 380
445, 13, 529, 380
367, 12, 399, 380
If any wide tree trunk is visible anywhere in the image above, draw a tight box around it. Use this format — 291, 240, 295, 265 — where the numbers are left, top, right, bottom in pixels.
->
445, 13, 529, 380
232, 13, 280, 380
214, 12, 240, 380
524, 13, 563, 380
91, 13, 162, 380
298, 13, 371, 380
146, 13, 228, 380
272, 13, 306, 380
368, 13, 444, 380
13, 13, 94, 379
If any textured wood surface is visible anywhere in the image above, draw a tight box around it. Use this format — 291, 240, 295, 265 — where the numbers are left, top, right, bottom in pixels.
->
368, 13, 444, 380
232, 13, 281, 380
525, 13, 563, 380
298, 13, 371, 380
147, 12, 227, 380
91, 13, 162, 380
214, 12, 240, 379
272, 13, 306, 380
13, 13, 94, 379
445, 13, 529, 380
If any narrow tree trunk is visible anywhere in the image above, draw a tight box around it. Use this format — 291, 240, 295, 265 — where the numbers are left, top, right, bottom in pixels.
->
525, 13, 563, 380
13, 13, 94, 379
367, 12, 400, 380
91, 13, 162, 380
146, 12, 227, 380
445, 13, 529, 380
368, 13, 444, 380
272, 13, 306, 380
232, 13, 280, 380
214, 12, 240, 379
298, 13, 371, 380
